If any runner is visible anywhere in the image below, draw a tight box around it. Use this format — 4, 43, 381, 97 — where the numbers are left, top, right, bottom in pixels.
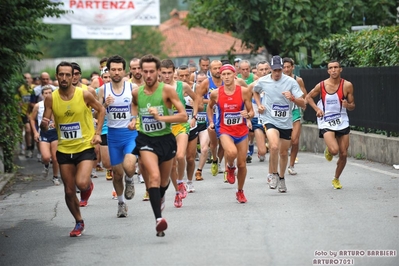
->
30, 85, 60, 185
254, 55, 305, 193
97, 55, 138, 217
207, 64, 254, 203
40, 61, 105, 237
305, 60, 355, 189
132, 54, 187, 236
282, 57, 307, 175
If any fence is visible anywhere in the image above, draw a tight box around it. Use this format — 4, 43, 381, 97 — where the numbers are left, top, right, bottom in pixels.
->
300, 66, 399, 137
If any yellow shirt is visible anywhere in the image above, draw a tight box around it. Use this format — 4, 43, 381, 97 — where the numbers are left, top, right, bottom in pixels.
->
52, 87, 95, 153
17, 84, 35, 115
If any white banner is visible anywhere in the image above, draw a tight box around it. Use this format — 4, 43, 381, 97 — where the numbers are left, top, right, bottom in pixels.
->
71, 25, 131, 39
44, 0, 160, 26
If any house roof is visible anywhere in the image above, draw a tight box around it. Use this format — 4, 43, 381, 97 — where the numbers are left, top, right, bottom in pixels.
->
158, 9, 252, 58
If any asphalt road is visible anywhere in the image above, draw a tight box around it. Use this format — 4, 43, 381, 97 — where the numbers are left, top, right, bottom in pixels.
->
0, 151, 398, 266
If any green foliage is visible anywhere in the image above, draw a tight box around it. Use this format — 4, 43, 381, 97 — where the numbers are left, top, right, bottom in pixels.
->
0, 0, 66, 172
86, 26, 168, 62
186, 0, 397, 63
35, 25, 88, 58
0, 76, 23, 173
319, 26, 399, 67
354, 153, 366, 160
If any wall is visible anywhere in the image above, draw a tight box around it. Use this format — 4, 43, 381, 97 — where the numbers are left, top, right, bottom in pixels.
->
300, 124, 399, 165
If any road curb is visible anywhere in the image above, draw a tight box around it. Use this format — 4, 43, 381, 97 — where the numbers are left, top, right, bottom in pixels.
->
0, 172, 16, 193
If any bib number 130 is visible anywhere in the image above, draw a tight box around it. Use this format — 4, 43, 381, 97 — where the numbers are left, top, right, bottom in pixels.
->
273, 110, 287, 117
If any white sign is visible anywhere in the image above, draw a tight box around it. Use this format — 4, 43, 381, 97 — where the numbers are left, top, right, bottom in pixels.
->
71, 25, 131, 39
44, 0, 160, 26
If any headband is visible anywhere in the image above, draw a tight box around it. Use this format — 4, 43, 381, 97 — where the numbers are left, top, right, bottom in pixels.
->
220, 64, 236, 73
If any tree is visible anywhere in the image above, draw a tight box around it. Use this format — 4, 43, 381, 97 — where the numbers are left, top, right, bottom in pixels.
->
0, 0, 65, 172
319, 26, 399, 67
86, 26, 168, 62
36, 25, 88, 58
161, 0, 190, 22
186, 0, 397, 63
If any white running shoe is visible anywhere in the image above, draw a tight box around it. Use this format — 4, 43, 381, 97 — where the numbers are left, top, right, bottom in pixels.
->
267, 173, 273, 184
52, 176, 60, 186
117, 202, 128, 218
186, 181, 195, 193
288, 166, 297, 175
269, 174, 278, 189
137, 174, 144, 183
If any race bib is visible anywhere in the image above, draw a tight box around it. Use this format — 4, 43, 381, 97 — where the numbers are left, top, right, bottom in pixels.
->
223, 112, 242, 126
258, 116, 264, 125
22, 95, 31, 103
59, 122, 82, 140
271, 104, 289, 118
197, 112, 207, 124
324, 113, 342, 127
141, 115, 166, 133
108, 105, 130, 121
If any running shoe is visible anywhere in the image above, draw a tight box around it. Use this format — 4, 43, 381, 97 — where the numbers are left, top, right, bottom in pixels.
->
324, 147, 333, 161
226, 165, 236, 184
278, 178, 287, 193
246, 155, 252, 163
91, 169, 98, 179
269, 174, 278, 189
223, 171, 228, 183
137, 174, 144, 183
295, 157, 299, 164
332, 178, 342, 189
112, 189, 117, 200
211, 161, 218, 176
186, 182, 195, 193
52, 176, 60, 186
218, 163, 224, 173
161, 195, 165, 212
96, 165, 104, 172
42, 165, 49, 178
37, 153, 42, 162
70, 221, 85, 237
79, 181, 94, 207
195, 170, 203, 181
206, 153, 212, 164
174, 193, 182, 208
178, 182, 187, 199
106, 169, 113, 180
26, 150, 33, 159
258, 154, 265, 162
117, 202, 128, 218
124, 176, 135, 200
267, 173, 273, 184
288, 166, 297, 175
156, 218, 167, 237
236, 190, 247, 203
142, 191, 149, 201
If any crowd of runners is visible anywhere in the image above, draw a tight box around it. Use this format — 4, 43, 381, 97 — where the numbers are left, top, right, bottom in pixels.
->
16, 54, 355, 237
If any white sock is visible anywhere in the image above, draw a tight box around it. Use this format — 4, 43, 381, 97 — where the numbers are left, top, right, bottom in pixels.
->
117, 195, 125, 203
